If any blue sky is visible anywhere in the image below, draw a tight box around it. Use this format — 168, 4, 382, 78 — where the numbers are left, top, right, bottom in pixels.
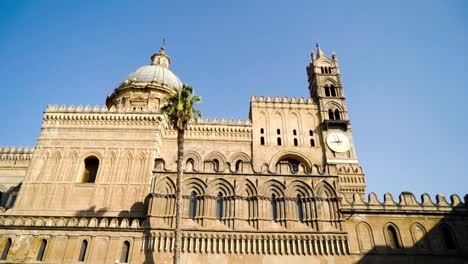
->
0, 0, 466, 199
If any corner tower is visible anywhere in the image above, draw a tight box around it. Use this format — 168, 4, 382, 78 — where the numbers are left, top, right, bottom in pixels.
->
307, 44, 366, 198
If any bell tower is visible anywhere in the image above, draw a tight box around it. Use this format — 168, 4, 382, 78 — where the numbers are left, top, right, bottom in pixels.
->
306, 43, 366, 198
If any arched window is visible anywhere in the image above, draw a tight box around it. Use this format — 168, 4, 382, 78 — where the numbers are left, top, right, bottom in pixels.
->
120, 241, 130, 263
277, 137, 282, 146
441, 226, 456, 250
309, 130, 313, 136
293, 129, 297, 136
320, 67, 324, 73
296, 195, 303, 222
189, 192, 197, 219
386, 225, 401, 249
81, 156, 99, 183
310, 139, 315, 147
235, 160, 242, 172
271, 194, 277, 221
213, 159, 219, 171
260, 137, 265, 145
186, 158, 195, 171
216, 192, 223, 220
260, 128, 264, 134
36, 239, 47, 261
277, 129, 281, 135
78, 239, 88, 262
293, 138, 298, 146
0, 238, 12, 260
328, 109, 334, 120
324, 85, 331, 97
334, 109, 341, 120
330, 85, 337, 97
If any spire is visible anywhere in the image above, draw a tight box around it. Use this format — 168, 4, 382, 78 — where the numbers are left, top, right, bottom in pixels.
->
316, 42, 326, 59
151, 42, 171, 68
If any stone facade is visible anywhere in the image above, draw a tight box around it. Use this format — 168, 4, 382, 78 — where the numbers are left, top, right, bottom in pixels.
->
0, 45, 466, 263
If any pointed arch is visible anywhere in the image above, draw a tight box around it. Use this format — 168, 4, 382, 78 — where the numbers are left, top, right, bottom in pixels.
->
410, 222, 427, 249
184, 151, 202, 171
286, 180, 314, 197
357, 222, 375, 252
315, 181, 337, 198
183, 177, 207, 195
384, 222, 402, 249
155, 177, 176, 194
204, 151, 227, 171
269, 151, 313, 173
259, 179, 286, 197
206, 178, 235, 196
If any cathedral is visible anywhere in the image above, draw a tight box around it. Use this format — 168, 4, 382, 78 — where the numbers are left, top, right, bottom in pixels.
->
0, 44, 466, 263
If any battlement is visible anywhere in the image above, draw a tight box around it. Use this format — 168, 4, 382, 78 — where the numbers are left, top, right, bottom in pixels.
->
0, 146, 35, 160
341, 191, 468, 214
45, 104, 159, 113
193, 117, 251, 126
251, 96, 314, 105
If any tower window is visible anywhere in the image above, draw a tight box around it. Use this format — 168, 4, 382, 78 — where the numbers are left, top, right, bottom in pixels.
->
277, 129, 281, 135
293, 129, 297, 136
216, 192, 223, 220
386, 226, 401, 249
271, 194, 277, 221
78, 240, 88, 262
260, 128, 264, 134
277, 137, 282, 146
334, 109, 341, 120
328, 109, 334, 120
81, 156, 99, 183
0, 238, 12, 260
120, 241, 130, 263
330, 85, 337, 97
320, 67, 324, 74
296, 195, 303, 222
310, 139, 315, 147
36, 239, 47, 261
189, 192, 197, 219
294, 138, 298, 146
260, 136, 265, 145
324, 85, 331, 97
309, 130, 313, 136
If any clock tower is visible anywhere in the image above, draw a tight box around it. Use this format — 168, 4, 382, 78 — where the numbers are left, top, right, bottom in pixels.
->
306, 43, 366, 198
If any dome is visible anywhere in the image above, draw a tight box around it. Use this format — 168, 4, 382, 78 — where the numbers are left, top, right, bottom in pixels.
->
126, 64, 183, 89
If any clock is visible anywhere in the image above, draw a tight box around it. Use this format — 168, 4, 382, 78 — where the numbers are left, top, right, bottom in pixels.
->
326, 131, 351, 153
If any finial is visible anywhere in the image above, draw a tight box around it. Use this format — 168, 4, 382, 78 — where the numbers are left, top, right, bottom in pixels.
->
316, 42, 320, 48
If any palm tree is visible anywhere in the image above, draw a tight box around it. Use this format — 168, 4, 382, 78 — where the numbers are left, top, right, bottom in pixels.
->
161, 84, 201, 264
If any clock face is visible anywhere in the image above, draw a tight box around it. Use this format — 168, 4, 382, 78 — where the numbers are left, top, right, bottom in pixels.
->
326, 131, 351, 153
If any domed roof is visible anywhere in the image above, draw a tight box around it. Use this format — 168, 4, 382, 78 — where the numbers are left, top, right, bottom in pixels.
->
126, 65, 183, 89
125, 47, 183, 89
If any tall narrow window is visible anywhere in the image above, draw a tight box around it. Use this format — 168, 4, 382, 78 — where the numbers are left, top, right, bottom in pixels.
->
277, 129, 281, 135
186, 158, 195, 171
309, 130, 313, 136
325, 86, 330, 97
36, 239, 47, 261
387, 226, 401, 249
277, 137, 282, 146
334, 109, 341, 120
330, 85, 337, 97
213, 159, 219, 171
78, 240, 88, 262
328, 109, 334, 120
293, 138, 298, 146
189, 192, 197, 219
296, 195, 303, 222
260, 128, 264, 134
0, 238, 11, 260
441, 226, 456, 250
216, 192, 223, 220
260, 137, 265, 145
293, 129, 297, 136
81, 156, 99, 183
120, 241, 130, 263
271, 194, 277, 221
321, 67, 324, 73
235, 160, 242, 172
310, 139, 315, 147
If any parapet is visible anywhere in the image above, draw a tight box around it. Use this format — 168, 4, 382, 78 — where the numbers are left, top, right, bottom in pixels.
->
0, 146, 35, 161
45, 104, 159, 113
341, 191, 468, 214
251, 96, 314, 106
